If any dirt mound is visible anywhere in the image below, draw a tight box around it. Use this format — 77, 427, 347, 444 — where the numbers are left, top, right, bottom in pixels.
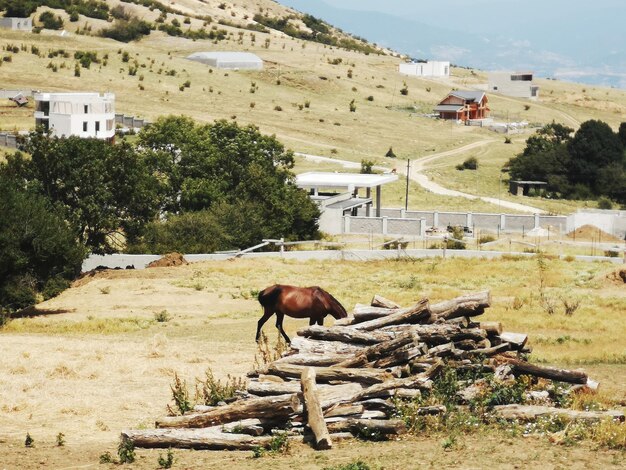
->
146, 252, 188, 268
606, 268, 626, 284
566, 224, 623, 243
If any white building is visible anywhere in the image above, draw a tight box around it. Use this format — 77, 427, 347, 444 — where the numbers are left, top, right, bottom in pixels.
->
0, 17, 33, 32
296, 172, 398, 234
488, 71, 539, 100
34, 92, 116, 140
399, 60, 450, 78
186, 52, 263, 70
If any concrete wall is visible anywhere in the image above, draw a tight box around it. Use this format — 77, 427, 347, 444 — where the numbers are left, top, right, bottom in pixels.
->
331, 209, 570, 236
399, 61, 450, 77
488, 72, 538, 100
0, 89, 36, 99
0, 18, 32, 31
83, 249, 624, 272
115, 113, 150, 129
0, 133, 18, 148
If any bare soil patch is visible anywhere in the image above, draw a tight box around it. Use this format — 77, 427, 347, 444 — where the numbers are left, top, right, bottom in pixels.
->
566, 224, 623, 243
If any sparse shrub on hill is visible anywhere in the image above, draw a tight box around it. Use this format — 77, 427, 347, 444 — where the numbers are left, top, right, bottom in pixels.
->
39, 11, 64, 30
101, 18, 152, 42
456, 156, 478, 171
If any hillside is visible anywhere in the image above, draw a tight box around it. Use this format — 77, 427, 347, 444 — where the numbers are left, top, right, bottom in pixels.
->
1, 0, 626, 214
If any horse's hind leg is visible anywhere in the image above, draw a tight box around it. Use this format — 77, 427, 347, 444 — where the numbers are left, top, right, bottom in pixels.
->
309, 317, 316, 326
316, 317, 324, 326
256, 308, 273, 342
275, 312, 291, 344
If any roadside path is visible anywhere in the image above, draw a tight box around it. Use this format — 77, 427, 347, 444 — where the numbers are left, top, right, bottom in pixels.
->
296, 141, 545, 214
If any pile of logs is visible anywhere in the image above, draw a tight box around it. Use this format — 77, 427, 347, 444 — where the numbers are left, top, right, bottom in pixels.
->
122, 291, 624, 451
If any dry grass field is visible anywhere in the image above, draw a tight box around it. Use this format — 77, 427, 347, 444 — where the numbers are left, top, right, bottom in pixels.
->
1, 257, 625, 469
1, 1, 626, 216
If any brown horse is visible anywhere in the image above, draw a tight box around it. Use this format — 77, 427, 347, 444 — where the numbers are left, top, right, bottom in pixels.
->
256, 284, 348, 343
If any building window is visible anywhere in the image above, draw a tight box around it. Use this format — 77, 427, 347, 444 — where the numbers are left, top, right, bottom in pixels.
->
95, 121, 100, 134
84, 105, 89, 114
106, 119, 114, 131
83, 122, 88, 132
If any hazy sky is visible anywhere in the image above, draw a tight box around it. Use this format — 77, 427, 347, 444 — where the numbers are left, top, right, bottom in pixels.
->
280, 0, 626, 88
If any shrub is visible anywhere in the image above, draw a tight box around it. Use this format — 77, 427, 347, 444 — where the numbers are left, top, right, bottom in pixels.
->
597, 196, 613, 209
456, 156, 478, 171
195, 368, 246, 406
168, 372, 192, 415
157, 448, 175, 468
400, 82, 408, 95
118, 438, 135, 464
385, 146, 396, 158
154, 310, 171, 322
274, 105, 283, 111
360, 159, 375, 174
101, 19, 152, 43
349, 99, 356, 112
39, 12, 64, 30
366, 95, 374, 101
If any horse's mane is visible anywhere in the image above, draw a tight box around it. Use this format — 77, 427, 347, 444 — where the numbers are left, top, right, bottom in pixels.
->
315, 287, 348, 319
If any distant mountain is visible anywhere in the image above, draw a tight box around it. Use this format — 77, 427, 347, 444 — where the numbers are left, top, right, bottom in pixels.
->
279, 0, 626, 88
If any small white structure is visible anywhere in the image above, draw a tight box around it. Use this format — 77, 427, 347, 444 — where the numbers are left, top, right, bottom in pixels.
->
296, 172, 398, 234
399, 60, 450, 78
186, 52, 263, 70
0, 17, 33, 32
488, 71, 539, 100
34, 92, 116, 140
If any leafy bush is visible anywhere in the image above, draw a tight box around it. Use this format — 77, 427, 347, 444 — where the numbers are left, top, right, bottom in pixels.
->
0, 174, 85, 313
101, 18, 152, 42
385, 146, 396, 158
195, 368, 246, 406
360, 159, 375, 174
456, 156, 478, 171
39, 11, 64, 30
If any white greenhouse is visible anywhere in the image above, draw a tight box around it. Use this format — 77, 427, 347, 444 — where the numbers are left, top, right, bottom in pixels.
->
186, 52, 263, 70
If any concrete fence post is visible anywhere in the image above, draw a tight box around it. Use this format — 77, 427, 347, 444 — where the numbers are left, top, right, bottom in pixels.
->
500, 214, 506, 230
434, 211, 439, 228
534, 213, 540, 229
382, 217, 388, 235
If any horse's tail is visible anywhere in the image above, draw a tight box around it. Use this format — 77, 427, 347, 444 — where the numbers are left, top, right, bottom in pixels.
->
317, 288, 348, 319
258, 284, 281, 309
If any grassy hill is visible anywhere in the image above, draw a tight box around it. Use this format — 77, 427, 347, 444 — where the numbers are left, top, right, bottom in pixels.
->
1, 0, 625, 214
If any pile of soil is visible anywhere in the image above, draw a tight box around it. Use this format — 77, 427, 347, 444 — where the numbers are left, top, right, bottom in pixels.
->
606, 267, 626, 284
146, 252, 188, 268
566, 224, 623, 243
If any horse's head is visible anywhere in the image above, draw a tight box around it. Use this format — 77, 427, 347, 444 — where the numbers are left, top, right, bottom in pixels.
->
324, 292, 348, 319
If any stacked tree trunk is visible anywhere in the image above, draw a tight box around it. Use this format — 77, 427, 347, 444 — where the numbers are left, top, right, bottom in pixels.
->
122, 291, 624, 451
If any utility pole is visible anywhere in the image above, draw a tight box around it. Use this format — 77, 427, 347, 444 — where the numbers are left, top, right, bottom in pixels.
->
405, 158, 410, 211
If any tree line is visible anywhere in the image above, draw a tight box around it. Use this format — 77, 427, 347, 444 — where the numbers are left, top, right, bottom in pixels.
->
0, 117, 320, 313
507, 120, 626, 205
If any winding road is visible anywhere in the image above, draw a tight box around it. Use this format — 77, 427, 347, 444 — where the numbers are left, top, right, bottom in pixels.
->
296, 140, 545, 214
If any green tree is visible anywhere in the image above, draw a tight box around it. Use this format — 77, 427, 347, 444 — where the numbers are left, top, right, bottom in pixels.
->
567, 120, 624, 194
2, 132, 161, 254
137, 117, 320, 250
39, 11, 64, 30
0, 174, 85, 313
1, 0, 38, 17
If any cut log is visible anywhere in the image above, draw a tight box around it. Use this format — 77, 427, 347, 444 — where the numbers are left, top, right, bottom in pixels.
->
247, 381, 301, 396
492, 404, 625, 423
354, 298, 430, 331
354, 374, 434, 401
274, 353, 348, 367
454, 342, 510, 359
370, 344, 428, 369
334, 332, 417, 368
301, 432, 353, 445
371, 294, 401, 309
426, 291, 491, 323
498, 332, 528, 350
121, 429, 274, 450
415, 405, 446, 416
352, 305, 399, 323
156, 394, 299, 429
301, 367, 332, 450
258, 374, 284, 383
427, 342, 457, 358
267, 363, 393, 385
500, 358, 588, 384
393, 388, 422, 400
324, 403, 365, 418
289, 337, 365, 355
315, 383, 364, 409
480, 321, 503, 336
297, 325, 394, 345
356, 399, 395, 414
326, 418, 406, 435
219, 419, 267, 436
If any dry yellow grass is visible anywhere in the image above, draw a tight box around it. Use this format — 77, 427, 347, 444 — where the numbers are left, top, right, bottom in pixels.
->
0, 257, 625, 468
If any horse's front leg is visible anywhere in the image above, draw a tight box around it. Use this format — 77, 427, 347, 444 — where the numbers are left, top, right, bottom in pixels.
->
275, 312, 291, 344
256, 308, 273, 342
316, 316, 324, 326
